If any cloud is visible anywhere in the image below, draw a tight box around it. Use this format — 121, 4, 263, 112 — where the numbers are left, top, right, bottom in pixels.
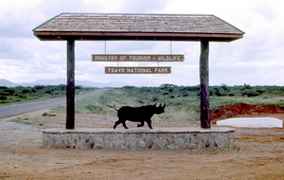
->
81, 0, 168, 13
0, 0, 283, 86
120, 0, 168, 13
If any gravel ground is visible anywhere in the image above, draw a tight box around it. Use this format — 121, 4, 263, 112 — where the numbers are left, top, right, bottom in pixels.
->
0, 111, 284, 180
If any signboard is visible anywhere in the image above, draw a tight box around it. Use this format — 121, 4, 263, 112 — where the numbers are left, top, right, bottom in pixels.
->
105, 66, 171, 74
92, 54, 184, 62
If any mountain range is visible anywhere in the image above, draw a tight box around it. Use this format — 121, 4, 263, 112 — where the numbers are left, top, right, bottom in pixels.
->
0, 79, 122, 88
0, 79, 18, 87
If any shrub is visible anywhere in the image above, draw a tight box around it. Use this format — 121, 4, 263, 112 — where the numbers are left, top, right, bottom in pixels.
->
3, 89, 16, 95
45, 90, 52, 94
241, 89, 261, 97
182, 93, 189, 97
21, 89, 32, 94
34, 85, 45, 90
242, 83, 252, 90
0, 95, 7, 100
123, 86, 135, 89
160, 84, 177, 88
214, 87, 227, 96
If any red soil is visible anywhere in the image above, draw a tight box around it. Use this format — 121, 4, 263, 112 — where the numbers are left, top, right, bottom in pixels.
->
210, 103, 284, 124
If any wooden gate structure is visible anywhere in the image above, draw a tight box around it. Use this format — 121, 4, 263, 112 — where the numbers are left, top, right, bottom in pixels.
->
33, 13, 244, 130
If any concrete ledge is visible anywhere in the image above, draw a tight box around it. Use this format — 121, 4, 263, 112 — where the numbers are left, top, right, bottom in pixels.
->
42, 127, 235, 150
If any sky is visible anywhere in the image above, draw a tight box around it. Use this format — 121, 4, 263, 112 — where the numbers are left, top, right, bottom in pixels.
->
0, 0, 284, 86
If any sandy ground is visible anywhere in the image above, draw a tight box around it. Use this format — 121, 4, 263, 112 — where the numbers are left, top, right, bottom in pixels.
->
0, 111, 284, 180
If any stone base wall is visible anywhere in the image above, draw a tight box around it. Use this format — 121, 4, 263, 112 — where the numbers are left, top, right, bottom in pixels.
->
42, 127, 234, 150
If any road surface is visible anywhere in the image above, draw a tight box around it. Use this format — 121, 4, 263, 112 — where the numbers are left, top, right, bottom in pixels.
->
0, 97, 66, 119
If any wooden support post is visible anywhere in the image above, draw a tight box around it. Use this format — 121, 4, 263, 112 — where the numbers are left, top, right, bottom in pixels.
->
199, 40, 211, 129
66, 40, 75, 129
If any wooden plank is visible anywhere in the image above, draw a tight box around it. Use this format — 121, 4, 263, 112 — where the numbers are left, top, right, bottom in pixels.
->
66, 40, 75, 129
105, 66, 171, 74
199, 40, 211, 129
34, 31, 243, 42
92, 54, 184, 62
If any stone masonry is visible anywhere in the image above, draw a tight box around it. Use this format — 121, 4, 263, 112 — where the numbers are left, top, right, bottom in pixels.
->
42, 127, 234, 150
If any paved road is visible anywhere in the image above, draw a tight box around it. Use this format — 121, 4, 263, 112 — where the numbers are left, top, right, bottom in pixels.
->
0, 97, 66, 119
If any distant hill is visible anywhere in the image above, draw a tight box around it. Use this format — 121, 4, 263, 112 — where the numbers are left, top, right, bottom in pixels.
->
22, 79, 65, 86
0, 79, 123, 88
0, 79, 18, 87
22, 79, 123, 88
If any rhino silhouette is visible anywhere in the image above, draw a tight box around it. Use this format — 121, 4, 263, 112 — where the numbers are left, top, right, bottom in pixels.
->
108, 104, 166, 129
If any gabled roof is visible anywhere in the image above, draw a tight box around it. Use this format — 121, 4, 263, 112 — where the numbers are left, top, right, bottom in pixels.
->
33, 13, 244, 41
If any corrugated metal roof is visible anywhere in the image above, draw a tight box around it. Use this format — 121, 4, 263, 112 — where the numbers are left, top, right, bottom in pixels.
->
33, 13, 244, 41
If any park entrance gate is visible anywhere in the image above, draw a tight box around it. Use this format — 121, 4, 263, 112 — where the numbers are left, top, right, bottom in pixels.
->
33, 13, 244, 130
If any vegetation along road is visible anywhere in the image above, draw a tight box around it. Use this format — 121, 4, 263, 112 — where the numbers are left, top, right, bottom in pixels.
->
1, 84, 284, 120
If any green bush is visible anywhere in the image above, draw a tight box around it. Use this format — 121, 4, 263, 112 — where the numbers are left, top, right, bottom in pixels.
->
241, 89, 262, 97
3, 89, 16, 95
0, 85, 88, 105
21, 89, 32, 94
0, 95, 7, 100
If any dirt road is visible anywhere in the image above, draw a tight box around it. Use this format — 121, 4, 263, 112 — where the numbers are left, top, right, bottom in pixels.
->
0, 91, 99, 119
0, 97, 65, 119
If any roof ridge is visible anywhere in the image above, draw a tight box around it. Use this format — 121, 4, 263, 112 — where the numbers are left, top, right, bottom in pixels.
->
60, 12, 215, 17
